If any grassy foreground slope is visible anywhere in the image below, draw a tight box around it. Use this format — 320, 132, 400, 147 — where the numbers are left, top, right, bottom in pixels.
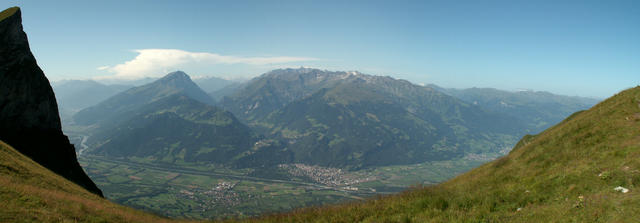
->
0, 140, 188, 223
242, 86, 640, 222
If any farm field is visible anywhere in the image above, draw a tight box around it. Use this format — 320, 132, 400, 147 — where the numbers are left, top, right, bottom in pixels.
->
79, 155, 482, 219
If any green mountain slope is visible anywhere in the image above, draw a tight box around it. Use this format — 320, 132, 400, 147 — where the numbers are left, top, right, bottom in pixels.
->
74, 71, 214, 126
0, 140, 177, 223
87, 94, 256, 164
75, 71, 256, 166
256, 80, 523, 169
223, 68, 526, 169
219, 68, 371, 122
209, 82, 245, 102
241, 86, 640, 222
432, 86, 600, 133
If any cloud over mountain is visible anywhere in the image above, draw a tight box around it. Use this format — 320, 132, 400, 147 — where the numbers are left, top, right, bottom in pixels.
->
96, 49, 317, 80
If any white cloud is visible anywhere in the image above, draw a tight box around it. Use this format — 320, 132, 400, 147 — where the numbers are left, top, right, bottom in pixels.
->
95, 49, 317, 80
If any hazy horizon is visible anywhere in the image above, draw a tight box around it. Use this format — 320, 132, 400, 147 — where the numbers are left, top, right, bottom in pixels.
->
51, 68, 605, 100
1, 0, 638, 98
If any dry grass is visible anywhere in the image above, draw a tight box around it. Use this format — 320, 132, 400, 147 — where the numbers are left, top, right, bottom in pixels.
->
0, 7, 18, 22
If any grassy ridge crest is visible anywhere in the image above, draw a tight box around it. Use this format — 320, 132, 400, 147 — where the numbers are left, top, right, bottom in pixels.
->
0, 7, 18, 22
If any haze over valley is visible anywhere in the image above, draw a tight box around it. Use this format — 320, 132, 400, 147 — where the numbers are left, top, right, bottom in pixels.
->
51, 68, 600, 218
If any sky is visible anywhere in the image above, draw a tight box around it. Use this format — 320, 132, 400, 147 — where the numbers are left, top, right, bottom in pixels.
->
1, 0, 638, 98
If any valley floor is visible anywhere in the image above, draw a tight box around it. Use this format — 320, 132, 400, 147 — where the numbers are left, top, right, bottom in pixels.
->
78, 154, 484, 219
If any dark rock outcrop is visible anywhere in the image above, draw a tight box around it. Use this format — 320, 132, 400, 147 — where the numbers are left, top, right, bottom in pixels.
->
0, 7, 102, 196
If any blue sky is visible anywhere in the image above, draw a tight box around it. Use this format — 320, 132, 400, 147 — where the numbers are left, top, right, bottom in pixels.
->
2, 0, 638, 98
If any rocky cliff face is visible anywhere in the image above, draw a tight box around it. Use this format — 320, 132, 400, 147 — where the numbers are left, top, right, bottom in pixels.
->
0, 7, 102, 196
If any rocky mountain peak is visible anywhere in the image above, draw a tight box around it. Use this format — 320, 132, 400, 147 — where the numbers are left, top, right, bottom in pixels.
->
152, 71, 214, 105
155, 71, 199, 88
161, 70, 190, 81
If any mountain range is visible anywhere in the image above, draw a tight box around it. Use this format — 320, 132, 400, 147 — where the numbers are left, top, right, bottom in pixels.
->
221, 68, 528, 168
74, 71, 215, 125
74, 71, 257, 166
191, 76, 235, 94
430, 85, 599, 133
73, 67, 576, 171
6, 79, 639, 222
51, 80, 132, 112
51, 75, 236, 125
71, 67, 603, 171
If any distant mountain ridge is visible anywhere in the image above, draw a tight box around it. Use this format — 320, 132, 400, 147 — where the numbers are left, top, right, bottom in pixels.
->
430, 85, 600, 133
0, 7, 102, 196
52, 79, 131, 112
78, 68, 524, 169
192, 75, 234, 93
73, 71, 214, 126
220, 68, 368, 122
73, 67, 600, 170
220, 68, 527, 168
77, 71, 257, 166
